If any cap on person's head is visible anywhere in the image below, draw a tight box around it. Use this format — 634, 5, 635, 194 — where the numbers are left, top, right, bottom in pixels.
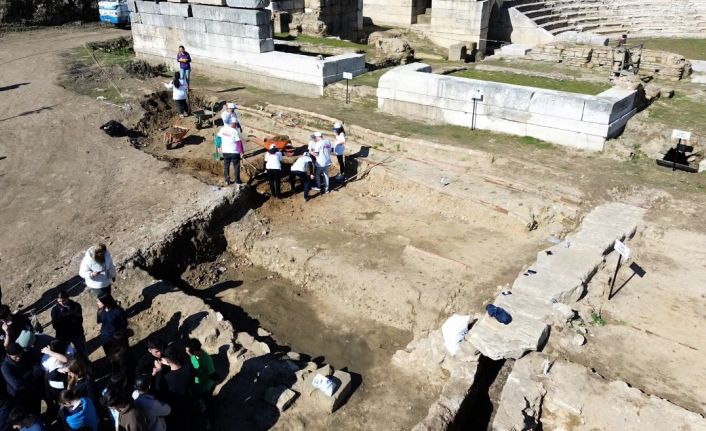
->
228, 116, 238, 125
226, 102, 237, 109
6, 342, 22, 356
269, 144, 277, 150
16, 330, 36, 349
333, 122, 342, 129
313, 131, 323, 138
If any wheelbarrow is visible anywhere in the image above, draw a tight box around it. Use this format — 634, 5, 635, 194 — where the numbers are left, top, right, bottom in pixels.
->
163, 123, 191, 149
193, 109, 215, 130
262, 134, 295, 157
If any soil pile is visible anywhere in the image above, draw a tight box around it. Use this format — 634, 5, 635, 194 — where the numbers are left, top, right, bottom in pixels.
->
123, 60, 167, 79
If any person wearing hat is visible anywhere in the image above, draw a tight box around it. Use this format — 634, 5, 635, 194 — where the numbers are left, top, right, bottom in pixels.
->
310, 131, 332, 193
221, 102, 242, 132
332, 122, 346, 180
217, 116, 244, 185
132, 375, 171, 431
2, 342, 42, 414
265, 144, 283, 198
51, 290, 86, 359
78, 243, 117, 299
289, 150, 315, 201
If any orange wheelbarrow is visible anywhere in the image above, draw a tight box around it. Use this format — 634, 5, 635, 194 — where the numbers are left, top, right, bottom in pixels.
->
163, 122, 191, 149
262, 134, 295, 157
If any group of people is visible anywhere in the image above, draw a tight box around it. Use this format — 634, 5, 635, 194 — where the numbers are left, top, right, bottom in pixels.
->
216, 106, 348, 201
0, 244, 218, 431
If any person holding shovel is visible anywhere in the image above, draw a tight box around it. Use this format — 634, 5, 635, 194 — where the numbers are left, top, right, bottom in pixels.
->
217, 117, 244, 185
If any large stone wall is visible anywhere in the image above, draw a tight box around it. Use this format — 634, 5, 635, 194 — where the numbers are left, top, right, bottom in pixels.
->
362, 0, 426, 26
377, 63, 638, 151
130, 0, 366, 95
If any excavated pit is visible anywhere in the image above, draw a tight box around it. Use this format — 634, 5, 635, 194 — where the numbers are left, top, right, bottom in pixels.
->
125, 91, 575, 430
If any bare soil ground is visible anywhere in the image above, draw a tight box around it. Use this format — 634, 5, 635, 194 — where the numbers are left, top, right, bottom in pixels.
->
2, 26, 706, 431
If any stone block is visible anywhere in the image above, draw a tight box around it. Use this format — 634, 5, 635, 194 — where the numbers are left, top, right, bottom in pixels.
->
690, 60, 706, 73
447, 43, 466, 62
191, 4, 271, 24
225, 0, 270, 7
492, 353, 546, 431
185, 17, 207, 33
127, 0, 137, 12
135, 0, 159, 14
167, 0, 188, 3
189, 0, 226, 5
204, 19, 271, 38
312, 370, 353, 413
264, 386, 298, 411
498, 43, 532, 57
159, 1, 191, 16
273, 11, 290, 33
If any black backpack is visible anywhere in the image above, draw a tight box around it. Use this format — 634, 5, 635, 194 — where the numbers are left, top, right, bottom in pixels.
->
100, 120, 128, 137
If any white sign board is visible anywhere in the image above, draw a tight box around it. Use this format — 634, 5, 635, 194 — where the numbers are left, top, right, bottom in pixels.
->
672, 129, 691, 140
471, 89, 483, 101
342, 72, 353, 80
614, 239, 630, 259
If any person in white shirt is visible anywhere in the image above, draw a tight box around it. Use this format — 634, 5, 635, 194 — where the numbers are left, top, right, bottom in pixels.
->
163, 72, 189, 117
265, 144, 283, 198
310, 131, 332, 193
332, 122, 346, 180
217, 117, 245, 185
78, 243, 117, 298
288, 151, 314, 201
221, 102, 242, 132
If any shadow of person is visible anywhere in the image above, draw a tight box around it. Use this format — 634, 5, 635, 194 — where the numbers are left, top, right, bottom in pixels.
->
126, 280, 176, 318
19, 275, 86, 322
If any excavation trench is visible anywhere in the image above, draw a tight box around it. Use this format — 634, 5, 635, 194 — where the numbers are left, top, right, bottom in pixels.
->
126, 91, 565, 429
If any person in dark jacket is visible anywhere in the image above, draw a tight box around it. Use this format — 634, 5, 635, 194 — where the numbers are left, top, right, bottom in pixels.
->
0, 394, 17, 431
65, 359, 100, 408
58, 389, 99, 431
51, 290, 86, 358
0, 305, 32, 351
1, 343, 42, 414
160, 346, 196, 431
8, 407, 46, 431
133, 376, 170, 431
96, 294, 127, 356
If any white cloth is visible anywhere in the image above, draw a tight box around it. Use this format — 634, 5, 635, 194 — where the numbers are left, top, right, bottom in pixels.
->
265, 151, 283, 170
164, 80, 188, 100
221, 110, 239, 127
313, 139, 332, 167
307, 139, 316, 154
41, 344, 75, 372
79, 248, 117, 289
334, 132, 345, 156
441, 314, 471, 355
290, 155, 311, 173
217, 126, 241, 154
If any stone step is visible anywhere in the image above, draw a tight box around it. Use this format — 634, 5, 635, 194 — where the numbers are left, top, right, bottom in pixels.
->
416, 14, 431, 24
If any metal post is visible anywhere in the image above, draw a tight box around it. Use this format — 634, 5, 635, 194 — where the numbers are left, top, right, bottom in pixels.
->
346, 79, 349, 104
608, 254, 622, 300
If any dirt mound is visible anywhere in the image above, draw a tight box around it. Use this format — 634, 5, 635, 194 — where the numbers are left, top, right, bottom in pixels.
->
87, 37, 133, 54
122, 60, 166, 78
136, 91, 176, 133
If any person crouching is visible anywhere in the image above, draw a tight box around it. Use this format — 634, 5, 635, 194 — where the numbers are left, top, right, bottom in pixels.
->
289, 150, 314, 201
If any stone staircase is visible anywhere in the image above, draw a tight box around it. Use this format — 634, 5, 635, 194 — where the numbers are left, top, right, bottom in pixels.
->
512, 0, 706, 37
415, 7, 431, 25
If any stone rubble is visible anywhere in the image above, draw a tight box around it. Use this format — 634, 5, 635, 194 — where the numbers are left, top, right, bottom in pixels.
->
468, 203, 645, 360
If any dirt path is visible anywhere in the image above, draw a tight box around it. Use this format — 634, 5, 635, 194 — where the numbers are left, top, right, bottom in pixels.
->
0, 27, 224, 307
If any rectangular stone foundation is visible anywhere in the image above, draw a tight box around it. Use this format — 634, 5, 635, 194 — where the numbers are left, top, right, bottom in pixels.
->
377, 63, 638, 151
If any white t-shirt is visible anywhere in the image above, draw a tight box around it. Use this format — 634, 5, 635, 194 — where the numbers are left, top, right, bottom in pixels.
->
265, 151, 283, 170
165, 80, 188, 100
41, 344, 75, 373
218, 126, 241, 154
307, 139, 316, 154
334, 132, 345, 156
291, 155, 311, 173
314, 139, 332, 167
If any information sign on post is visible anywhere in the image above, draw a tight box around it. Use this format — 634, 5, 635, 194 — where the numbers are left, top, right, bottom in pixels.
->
672, 129, 691, 141
609, 239, 631, 299
342, 72, 353, 104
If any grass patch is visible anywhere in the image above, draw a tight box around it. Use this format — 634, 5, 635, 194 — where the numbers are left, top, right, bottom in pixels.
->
521, 136, 553, 149
629, 37, 706, 60
350, 67, 391, 88
647, 92, 706, 133
450, 69, 610, 94
274, 33, 366, 51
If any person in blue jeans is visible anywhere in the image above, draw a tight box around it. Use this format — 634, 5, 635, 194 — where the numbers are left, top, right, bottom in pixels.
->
177, 45, 191, 83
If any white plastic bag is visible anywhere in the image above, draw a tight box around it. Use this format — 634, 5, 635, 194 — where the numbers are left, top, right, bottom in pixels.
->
312, 373, 336, 397
441, 313, 471, 355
